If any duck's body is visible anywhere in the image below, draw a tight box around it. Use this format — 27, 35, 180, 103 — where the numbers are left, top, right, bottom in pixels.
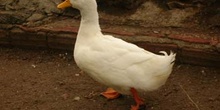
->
57, 0, 176, 109
75, 33, 175, 94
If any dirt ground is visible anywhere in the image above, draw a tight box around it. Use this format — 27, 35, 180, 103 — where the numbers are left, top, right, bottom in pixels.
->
0, 47, 219, 110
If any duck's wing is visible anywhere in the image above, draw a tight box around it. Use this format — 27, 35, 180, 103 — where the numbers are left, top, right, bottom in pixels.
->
98, 35, 158, 69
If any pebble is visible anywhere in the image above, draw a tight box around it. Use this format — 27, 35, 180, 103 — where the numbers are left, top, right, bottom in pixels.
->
73, 96, 80, 101
75, 74, 80, 77
31, 64, 36, 68
27, 13, 45, 22
164, 30, 171, 35
59, 54, 63, 57
201, 70, 206, 76
153, 30, 159, 34
61, 93, 69, 100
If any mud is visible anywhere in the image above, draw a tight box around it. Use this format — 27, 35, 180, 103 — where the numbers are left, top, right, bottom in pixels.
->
0, 47, 219, 110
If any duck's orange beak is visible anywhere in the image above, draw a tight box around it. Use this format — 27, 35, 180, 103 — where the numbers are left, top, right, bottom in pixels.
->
57, 0, 72, 9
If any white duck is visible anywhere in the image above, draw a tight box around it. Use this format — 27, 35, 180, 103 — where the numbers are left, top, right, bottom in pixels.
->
57, 0, 176, 110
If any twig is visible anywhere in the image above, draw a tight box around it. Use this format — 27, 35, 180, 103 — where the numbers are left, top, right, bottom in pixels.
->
179, 84, 201, 110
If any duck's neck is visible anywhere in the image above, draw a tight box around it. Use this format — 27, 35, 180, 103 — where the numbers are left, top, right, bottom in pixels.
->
78, 7, 102, 38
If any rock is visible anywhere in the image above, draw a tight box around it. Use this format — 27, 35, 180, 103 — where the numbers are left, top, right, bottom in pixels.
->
31, 64, 36, 68
61, 93, 69, 100
0, 11, 28, 24
37, 0, 62, 14
73, 96, 80, 101
2, 0, 62, 15
17, 0, 30, 7
0, 0, 14, 6
97, 0, 146, 9
167, 1, 193, 9
153, 30, 159, 34
27, 13, 45, 22
75, 74, 80, 77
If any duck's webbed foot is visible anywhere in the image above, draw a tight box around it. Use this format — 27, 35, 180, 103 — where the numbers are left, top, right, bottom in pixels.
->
101, 88, 121, 99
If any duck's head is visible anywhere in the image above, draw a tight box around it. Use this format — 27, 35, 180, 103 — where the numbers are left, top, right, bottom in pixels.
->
57, 0, 97, 10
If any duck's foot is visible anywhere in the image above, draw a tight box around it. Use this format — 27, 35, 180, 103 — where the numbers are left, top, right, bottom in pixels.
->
101, 88, 121, 99
130, 88, 145, 110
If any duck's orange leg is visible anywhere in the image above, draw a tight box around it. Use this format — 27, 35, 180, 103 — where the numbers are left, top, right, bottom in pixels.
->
130, 88, 144, 110
101, 88, 121, 99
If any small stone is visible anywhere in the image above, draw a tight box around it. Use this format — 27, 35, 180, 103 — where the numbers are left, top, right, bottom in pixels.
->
61, 93, 69, 100
27, 13, 45, 22
164, 30, 171, 35
73, 96, 80, 101
208, 97, 214, 102
58, 81, 65, 86
201, 70, 206, 76
153, 30, 159, 34
31, 64, 36, 68
75, 74, 80, 77
59, 54, 63, 57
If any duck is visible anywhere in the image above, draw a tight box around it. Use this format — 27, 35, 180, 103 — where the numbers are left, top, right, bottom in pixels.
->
57, 0, 176, 110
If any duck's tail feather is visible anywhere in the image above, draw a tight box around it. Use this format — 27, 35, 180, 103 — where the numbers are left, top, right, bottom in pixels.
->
159, 51, 176, 64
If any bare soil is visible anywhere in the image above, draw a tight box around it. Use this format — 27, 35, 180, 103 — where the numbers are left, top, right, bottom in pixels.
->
0, 47, 220, 110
